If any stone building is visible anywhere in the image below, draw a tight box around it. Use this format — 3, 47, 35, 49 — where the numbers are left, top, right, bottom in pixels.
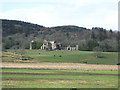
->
66, 45, 79, 51
30, 40, 79, 51
41, 40, 61, 50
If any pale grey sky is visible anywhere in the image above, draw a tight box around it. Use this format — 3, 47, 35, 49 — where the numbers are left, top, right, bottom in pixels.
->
0, 0, 119, 30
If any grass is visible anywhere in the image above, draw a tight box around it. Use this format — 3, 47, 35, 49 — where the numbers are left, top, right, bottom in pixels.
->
2, 50, 118, 88
3, 50, 118, 65
2, 68, 118, 74
26, 50, 118, 65
2, 68, 118, 88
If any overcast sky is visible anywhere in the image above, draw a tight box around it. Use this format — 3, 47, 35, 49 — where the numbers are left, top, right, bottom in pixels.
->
0, 0, 119, 30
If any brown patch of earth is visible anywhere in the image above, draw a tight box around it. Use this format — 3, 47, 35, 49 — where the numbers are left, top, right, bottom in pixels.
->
1, 62, 118, 70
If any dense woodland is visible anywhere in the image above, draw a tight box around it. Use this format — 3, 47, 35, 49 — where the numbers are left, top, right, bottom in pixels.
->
2, 19, 119, 52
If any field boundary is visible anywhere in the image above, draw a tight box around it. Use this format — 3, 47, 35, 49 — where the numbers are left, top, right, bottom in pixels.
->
2, 72, 119, 76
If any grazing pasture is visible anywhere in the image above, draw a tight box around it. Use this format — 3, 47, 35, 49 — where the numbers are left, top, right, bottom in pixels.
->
26, 50, 118, 65
3, 50, 118, 65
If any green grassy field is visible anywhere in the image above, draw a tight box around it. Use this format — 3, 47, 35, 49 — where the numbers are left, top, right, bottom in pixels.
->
2, 68, 118, 88
26, 50, 118, 65
2, 50, 118, 88
3, 50, 118, 65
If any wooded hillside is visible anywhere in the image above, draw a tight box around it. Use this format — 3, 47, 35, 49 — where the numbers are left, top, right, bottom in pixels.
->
2, 19, 118, 51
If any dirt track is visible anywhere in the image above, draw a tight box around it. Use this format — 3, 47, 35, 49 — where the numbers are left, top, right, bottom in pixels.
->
1, 62, 118, 70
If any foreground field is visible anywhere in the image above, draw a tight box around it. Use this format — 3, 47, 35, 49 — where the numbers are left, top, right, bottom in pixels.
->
2, 50, 118, 88
2, 68, 118, 88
